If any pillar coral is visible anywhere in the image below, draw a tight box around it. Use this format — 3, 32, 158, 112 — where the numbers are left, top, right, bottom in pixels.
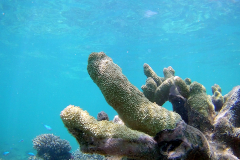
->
86, 52, 181, 136
60, 52, 240, 160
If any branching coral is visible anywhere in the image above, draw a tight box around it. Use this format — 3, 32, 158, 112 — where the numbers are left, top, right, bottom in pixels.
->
32, 134, 71, 160
60, 52, 240, 160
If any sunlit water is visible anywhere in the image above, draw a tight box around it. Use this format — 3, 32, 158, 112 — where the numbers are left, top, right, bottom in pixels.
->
0, 0, 240, 159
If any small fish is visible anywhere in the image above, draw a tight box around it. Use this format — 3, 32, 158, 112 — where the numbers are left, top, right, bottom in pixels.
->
27, 152, 35, 156
44, 125, 52, 130
3, 151, 10, 156
19, 139, 24, 142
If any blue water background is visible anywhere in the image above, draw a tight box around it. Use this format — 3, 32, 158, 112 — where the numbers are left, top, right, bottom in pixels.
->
0, 0, 240, 159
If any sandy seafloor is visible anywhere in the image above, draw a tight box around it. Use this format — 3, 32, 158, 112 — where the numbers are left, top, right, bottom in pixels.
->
0, 0, 240, 159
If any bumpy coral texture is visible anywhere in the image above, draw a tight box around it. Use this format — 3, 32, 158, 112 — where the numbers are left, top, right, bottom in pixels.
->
187, 82, 214, 117
141, 77, 157, 102
97, 111, 109, 121
142, 63, 189, 106
87, 52, 182, 136
141, 61, 240, 159
61, 105, 149, 140
32, 134, 71, 160
60, 52, 240, 160
71, 148, 106, 160
61, 105, 160, 159
211, 84, 224, 112
187, 82, 215, 132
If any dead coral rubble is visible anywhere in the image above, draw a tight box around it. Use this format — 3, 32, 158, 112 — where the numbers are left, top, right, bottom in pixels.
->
60, 52, 240, 160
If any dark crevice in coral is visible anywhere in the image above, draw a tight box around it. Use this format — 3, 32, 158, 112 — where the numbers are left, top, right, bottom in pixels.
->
169, 85, 188, 123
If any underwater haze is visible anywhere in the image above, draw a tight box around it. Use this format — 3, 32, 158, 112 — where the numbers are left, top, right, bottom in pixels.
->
0, 0, 240, 159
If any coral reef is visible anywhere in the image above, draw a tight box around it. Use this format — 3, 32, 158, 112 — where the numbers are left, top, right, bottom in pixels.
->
32, 134, 71, 160
60, 52, 240, 160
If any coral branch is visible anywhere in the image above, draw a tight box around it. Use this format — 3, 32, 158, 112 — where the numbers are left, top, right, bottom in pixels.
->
60, 105, 160, 159
187, 82, 215, 133
87, 52, 181, 136
211, 84, 224, 112
142, 63, 189, 106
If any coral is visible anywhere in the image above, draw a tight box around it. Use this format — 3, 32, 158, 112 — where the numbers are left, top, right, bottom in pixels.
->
71, 148, 106, 160
32, 134, 71, 160
186, 82, 215, 133
212, 84, 222, 93
212, 86, 240, 158
211, 84, 224, 111
60, 52, 240, 160
168, 85, 188, 123
61, 105, 161, 159
163, 66, 175, 79
141, 63, 240, 159
141, 77, 157, 102
142, 63, 189, 106
154, 121, 211, 160
113, 115, 124, 125
97, 111, 109, 121
184, 78, 191, 85
143, 63, 162, 86
86, 52, 182, 136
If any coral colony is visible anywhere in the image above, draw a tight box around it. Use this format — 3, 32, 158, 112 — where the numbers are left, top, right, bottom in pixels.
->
60, 52, 240, 160
32, 134, 71, 160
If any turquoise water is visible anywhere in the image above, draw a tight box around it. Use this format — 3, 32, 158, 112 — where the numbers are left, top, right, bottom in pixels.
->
0, 0, 240, 159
